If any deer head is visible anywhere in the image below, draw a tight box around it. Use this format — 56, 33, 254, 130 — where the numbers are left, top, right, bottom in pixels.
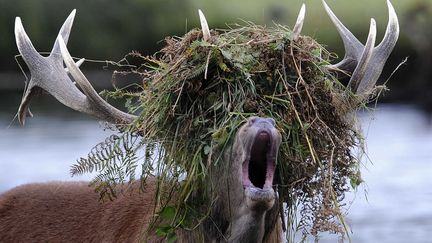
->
204, 116, 282, 242
9, 1, 399, 242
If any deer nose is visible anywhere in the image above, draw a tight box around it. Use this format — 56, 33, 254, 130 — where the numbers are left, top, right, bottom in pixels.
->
266, 118, 275, 126
248, 117, 276, 128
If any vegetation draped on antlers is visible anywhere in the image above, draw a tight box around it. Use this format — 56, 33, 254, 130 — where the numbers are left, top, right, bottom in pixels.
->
11, 0, 399, 241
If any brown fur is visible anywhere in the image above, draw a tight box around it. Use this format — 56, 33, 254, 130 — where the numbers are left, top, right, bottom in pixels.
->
0, 117, 283, 242
0, 180, 160, 242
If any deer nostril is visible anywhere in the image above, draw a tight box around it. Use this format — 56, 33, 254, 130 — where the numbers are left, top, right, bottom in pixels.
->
248, 117, 258, 124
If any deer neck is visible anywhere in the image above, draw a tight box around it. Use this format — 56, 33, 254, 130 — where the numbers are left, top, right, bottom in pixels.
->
207, 143, 273, 242
226, 202, 268, 243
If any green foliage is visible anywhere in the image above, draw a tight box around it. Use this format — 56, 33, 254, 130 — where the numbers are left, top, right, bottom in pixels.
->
75, 22, 374, 241
155, 206, 178, 242
71, 132, 142, 200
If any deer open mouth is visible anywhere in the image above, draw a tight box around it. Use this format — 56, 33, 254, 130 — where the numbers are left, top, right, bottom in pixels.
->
242, 129, 276, 191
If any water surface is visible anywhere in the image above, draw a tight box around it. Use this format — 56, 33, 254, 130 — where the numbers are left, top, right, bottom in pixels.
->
0, 102, 431, 242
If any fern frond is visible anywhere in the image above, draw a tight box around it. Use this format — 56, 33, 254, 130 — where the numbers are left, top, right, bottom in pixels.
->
71, 132, 143, 199
186, 63, 207, 80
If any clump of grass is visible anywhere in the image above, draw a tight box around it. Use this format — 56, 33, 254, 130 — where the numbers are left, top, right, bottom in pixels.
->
79, 22, 370, 241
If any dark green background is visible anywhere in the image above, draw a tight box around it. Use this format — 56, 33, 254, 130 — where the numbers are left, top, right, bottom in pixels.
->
1, 0, 431, 107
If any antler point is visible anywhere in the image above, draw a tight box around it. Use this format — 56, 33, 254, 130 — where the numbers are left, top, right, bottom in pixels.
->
198, 9, 211, 42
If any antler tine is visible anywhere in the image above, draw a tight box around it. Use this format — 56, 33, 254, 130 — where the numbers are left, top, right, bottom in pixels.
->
376, 0, 399, 53
15, 10, 136, 126
292, 4, 306, 41
58, 36, 136, 124
356, 0, 399, 94
322, 0, 364, 72
65, 58, 84, 73
323, 0, 399, 97
15, 16, 49, 124
16, 10, 84, 125
198, 9, 211, 41
348, 19, 376, 93
15, 17, 43, 65
50, 9, 76, 56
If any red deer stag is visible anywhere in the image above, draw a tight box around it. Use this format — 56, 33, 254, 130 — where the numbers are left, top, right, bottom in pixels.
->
0, 1, 398, 242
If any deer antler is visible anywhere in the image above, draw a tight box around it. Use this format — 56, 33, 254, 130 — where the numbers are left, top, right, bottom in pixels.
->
323, 0, 399, 97
198, 9, 211, 41
292, 4, 306, 41
15, 10, 136, 126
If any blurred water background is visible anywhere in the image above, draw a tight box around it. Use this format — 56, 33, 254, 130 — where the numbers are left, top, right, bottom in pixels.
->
1, 0, 432, 242
1, 95, 431, 242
